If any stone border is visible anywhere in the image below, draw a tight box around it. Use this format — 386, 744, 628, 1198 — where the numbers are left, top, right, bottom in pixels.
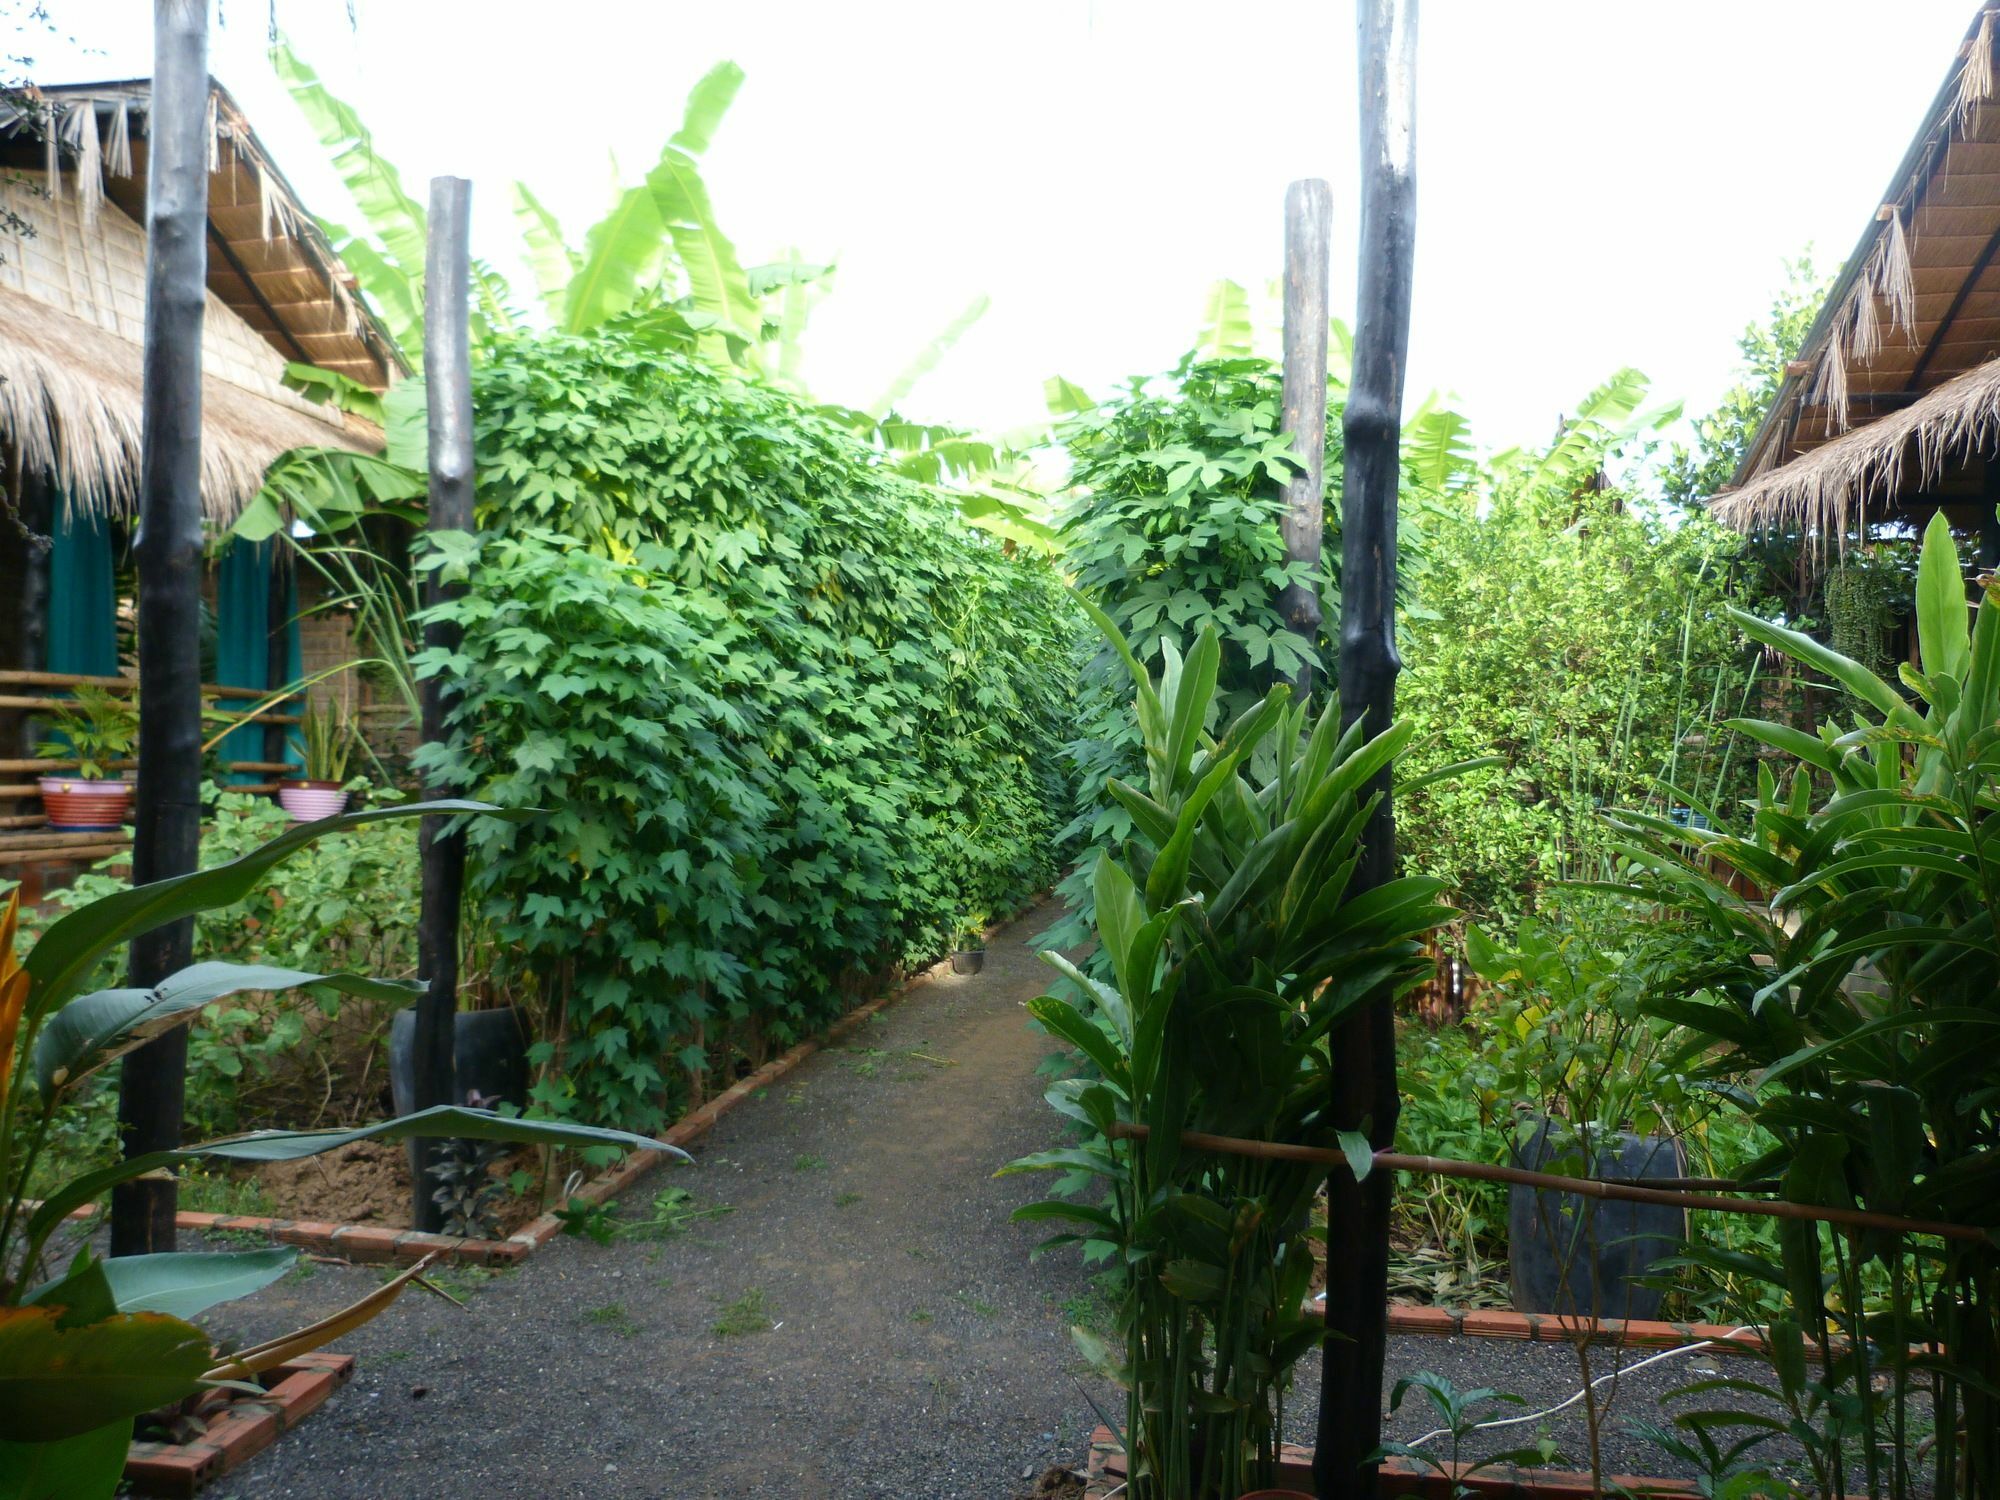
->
1081, 1426, 1701, 1499
124, 1352, 353, 1497
169, 943, 972, 1267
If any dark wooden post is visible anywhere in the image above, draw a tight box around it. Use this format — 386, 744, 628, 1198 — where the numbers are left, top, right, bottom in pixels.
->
112, 0, 209, 1257
412, 176, 473, 1231
1316, 0, 1417, 1492
1278, 178, 1334, 697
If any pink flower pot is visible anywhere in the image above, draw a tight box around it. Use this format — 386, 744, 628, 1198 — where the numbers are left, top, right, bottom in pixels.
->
38, 777, 135, 831
277, 781, 350, 822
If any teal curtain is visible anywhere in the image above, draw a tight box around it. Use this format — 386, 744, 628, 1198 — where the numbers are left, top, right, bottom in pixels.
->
46, 506, 116, 677
216, 539, 304, 779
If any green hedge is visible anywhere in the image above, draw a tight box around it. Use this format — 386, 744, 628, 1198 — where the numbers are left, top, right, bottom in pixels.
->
415, 326, 1080, 1129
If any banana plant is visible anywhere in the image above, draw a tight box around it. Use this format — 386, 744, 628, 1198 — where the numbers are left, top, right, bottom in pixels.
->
1609, 511, 2000, 1499
1002, 603, 1451, 1499
0, 802, 685, 1498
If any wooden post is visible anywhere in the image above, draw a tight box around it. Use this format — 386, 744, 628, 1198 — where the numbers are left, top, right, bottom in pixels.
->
412, 176, 472, 1232
112, 0, 208, 1258
1317, 0, 1418, 1493
1278, 179, 1334, 696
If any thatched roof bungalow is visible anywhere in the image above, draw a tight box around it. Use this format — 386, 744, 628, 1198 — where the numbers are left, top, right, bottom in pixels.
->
0, 76, 403, 869
1714, 6, 2000, 564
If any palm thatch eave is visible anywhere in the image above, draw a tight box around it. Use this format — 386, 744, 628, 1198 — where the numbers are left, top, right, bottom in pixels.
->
0, 282, 377, 525
1710, 356, 2000, 546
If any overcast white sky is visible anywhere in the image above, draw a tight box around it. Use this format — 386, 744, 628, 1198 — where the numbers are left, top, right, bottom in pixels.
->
20, 2, 1983, 456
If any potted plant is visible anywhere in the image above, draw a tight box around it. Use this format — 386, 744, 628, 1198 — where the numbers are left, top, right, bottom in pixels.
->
35, 684, 138, 830
278, 700, 359, 821
949, 916, 987, 975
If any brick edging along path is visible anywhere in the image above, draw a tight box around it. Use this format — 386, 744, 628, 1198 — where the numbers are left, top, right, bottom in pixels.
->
167, 940, 967, 1267
123, 1352, 353, 1497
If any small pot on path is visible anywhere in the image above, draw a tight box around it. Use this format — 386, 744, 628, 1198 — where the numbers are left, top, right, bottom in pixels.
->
277, 779, 350, 822
950, 947, 986, 976
39, 776, 134, 831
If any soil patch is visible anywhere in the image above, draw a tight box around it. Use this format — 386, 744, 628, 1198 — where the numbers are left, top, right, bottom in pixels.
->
244, 1142, 542, 1234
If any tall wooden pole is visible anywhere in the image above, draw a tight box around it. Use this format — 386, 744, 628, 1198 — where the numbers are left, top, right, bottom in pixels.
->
112, 0, 209, 1258
1317, 0, 1417, 1492
412, 176, 472, 1232
1278, 179, 1333, 697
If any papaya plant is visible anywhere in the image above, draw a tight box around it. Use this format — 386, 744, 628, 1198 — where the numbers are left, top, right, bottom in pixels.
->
0, 802, 680, 1498
1611, 511, 2000, 1499
1003, 608, 1451, 1499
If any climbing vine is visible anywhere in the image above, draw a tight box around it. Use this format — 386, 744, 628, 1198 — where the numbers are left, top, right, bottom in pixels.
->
416, 324, 1080, 1129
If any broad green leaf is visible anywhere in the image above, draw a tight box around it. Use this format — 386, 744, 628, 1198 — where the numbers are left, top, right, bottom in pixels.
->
93, 1250, 297, 1320
34, 964, 425, 1095
867, 295, 990, 418
0, 1421, 129, 1500
512, 182, 579, 320
646, 146, 760, 343
1193, 278, 1253, 360
0, 1308, 213, 1443
1915, 509, 1970, 681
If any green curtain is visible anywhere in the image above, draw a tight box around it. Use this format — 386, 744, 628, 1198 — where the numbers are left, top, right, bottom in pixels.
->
46, 506, 117, 677
216, 539, 304, 779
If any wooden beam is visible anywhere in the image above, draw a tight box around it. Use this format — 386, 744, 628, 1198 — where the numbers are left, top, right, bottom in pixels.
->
1319, 1, 1417, 1493
206, 221, 313, 365
114, 0, 208, 1259
1278, 179, 1333, 696
413, 176, 475, 1233
1910, 217, 2000, 388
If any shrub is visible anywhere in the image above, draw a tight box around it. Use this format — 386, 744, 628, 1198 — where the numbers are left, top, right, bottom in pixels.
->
415, 327, 1079, 1129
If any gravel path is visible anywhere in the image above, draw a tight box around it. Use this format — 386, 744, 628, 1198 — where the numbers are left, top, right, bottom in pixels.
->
190, 900, 1811, 1498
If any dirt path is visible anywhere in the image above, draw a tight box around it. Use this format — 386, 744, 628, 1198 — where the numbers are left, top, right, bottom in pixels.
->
207, 899, 1102, 1499
197, 898, 1796, 1497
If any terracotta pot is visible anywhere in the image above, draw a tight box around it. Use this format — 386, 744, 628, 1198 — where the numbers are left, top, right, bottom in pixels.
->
38, 776, 135, 831
277, 781, 350, 822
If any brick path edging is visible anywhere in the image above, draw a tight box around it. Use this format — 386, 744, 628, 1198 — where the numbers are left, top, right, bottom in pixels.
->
123, 1352, 354, 1497
1384, 1302, 1772, 1358
1081, 1426, 1701, 1499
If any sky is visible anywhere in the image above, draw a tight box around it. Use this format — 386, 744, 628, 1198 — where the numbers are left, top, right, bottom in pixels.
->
17, 1, 1984, 459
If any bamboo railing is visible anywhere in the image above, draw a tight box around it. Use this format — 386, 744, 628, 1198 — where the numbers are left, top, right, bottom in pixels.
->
0, 669, 299, 862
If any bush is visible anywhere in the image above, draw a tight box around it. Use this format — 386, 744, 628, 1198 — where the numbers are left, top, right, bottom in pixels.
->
416, 326, 1080, 1129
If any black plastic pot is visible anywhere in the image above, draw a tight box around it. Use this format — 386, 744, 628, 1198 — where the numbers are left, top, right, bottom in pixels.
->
388, 1006, 530, 1121
1507, 1116, 1685, 1322
950, 948, 986, 975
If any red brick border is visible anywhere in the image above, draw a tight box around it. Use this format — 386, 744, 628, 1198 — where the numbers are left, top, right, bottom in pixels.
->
1385, 1302, 1776, 1359
123, 1352, 353, 1497
163, 938, 979, 1267
1081, 1426, 1700, 1499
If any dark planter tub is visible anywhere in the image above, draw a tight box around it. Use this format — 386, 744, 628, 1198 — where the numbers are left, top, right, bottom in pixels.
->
1507, 1117, 1686, 1323
388, 1006, 532, 1174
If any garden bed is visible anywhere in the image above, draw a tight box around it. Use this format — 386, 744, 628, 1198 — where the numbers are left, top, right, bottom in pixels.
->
155, 940, 963, 1266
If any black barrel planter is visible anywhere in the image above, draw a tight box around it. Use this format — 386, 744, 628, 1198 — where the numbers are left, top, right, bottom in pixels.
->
1507, 1118, 1686, 1322
389, 1007, 531, 1180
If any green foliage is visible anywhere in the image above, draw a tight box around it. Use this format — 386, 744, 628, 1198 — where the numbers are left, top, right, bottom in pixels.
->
413, 327, 1079, 1129
35, 686, 137, 782
1615, 512, 2000, 1499
0, 807, 675, 1497
1821, 542, 1915, 687
1398, 469, 1755, 925
1046, 352, 1347, 948
1004, 618, 1452, 1500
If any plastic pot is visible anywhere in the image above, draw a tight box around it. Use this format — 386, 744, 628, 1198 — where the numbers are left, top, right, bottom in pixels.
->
389, 1006, 531, 1118
38, 776, 134, 831
277, 780, 350, 822
950, 948, 986, 975
1507, 1116, 1685, 1322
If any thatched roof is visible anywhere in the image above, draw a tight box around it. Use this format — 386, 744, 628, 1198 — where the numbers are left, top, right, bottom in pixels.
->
1, 78, 406, 389
1710, 356, 2000, 537
0, 75, 392, 523
1717, 4, 2000, 541
0, 282, 371, 524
